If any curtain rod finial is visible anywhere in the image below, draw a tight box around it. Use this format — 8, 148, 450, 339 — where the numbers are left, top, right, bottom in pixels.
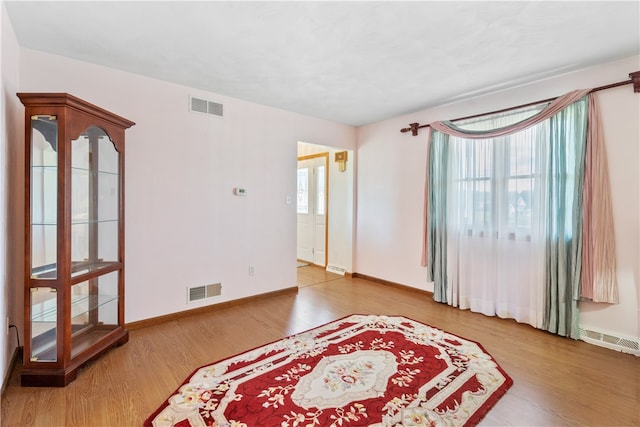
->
400, 122, 420, 136
629, 71, 640, 92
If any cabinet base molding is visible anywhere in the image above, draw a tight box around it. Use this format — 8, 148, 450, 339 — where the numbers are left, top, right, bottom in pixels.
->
21, 329, 129, 387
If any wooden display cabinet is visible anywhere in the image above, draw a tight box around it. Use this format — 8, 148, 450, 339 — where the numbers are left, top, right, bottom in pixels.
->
18, 93, 135, 386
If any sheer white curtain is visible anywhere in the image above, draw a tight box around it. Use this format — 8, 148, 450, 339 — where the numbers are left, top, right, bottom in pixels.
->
444, 107, 548, 328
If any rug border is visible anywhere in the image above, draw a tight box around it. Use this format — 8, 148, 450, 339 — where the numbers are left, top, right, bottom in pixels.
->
143, 313, 513, 426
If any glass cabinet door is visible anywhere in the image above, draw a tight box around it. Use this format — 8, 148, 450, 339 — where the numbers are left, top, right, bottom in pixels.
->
30, 287, 57, 361
70, 126, 122, 358
30, 115, 58, 279
71, 127, 120, 276
70, 271, 120, 358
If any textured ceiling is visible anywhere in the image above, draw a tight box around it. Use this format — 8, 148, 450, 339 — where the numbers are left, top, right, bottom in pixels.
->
5, 1, 640, 126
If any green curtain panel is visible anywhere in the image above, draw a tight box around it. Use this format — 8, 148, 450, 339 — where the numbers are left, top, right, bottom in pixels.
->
426, 131, 449, 303
542, 98, 587, 338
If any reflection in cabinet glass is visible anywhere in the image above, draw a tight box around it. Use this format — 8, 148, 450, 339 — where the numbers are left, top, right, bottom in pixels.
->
19, 93, 135, 387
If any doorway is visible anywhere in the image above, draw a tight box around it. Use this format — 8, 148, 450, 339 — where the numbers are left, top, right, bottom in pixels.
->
296, 153, 328, 267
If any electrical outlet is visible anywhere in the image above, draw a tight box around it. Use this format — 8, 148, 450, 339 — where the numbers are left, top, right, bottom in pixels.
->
249, 266, 255, 276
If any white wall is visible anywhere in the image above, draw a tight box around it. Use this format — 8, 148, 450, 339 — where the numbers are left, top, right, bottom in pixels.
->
356, 56, 640, 342
297, 142, 354, 273
17, 48, 356, 324
1, 1, 23, 387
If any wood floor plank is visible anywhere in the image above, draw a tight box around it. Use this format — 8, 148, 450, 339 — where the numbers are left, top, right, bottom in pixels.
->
2, 267, 638, 426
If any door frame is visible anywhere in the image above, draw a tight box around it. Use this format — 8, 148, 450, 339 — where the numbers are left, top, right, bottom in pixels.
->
297, 152, 329, 267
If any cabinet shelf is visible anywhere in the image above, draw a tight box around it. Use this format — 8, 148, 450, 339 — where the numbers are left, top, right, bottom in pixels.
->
30, 222, 121, 234
31, 263, 58, 279
30, 260, 121, 280
32, 294, 119, 323
70, 219, 118, 225
70, 260, 120, 278
71, 166, 118, 174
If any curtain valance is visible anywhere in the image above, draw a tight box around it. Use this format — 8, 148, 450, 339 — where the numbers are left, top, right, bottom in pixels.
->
428, 89, 590, 139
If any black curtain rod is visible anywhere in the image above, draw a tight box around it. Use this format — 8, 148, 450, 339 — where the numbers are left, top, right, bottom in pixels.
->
400, 71, 640, 136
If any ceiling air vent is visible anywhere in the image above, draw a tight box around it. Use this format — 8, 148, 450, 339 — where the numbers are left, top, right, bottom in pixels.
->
190, 96, 223, 117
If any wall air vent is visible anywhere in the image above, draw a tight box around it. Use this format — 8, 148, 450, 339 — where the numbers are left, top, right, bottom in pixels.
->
188, 283, 222, 303
190, 96, 223, 117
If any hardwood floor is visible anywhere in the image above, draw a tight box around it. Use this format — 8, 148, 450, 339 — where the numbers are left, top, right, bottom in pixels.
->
296, 263, 343, 287
2, 266, 639, 426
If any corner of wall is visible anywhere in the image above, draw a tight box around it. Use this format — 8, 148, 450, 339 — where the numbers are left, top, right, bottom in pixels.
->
1, 0, 24, 392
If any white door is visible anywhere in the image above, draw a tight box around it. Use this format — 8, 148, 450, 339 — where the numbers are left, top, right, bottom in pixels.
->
297, 155, 327, 266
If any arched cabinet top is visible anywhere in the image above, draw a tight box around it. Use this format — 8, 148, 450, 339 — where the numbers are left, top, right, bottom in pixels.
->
18, 92, 134, 153
17, 92, 135, 129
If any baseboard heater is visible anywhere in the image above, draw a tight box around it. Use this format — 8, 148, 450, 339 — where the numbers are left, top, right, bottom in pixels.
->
579, 327, 640, 356
326, 265, 346, 275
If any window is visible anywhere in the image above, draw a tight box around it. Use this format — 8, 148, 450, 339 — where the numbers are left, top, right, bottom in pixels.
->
450, 105, 545, 239
297, 168, 309, 214
316, 165, 325, 215
426, 94, 592, 339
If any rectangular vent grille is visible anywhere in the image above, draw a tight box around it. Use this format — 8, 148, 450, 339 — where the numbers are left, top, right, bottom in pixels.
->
579, 328, 640, 356
188, 283, 222, 303
326, 265, 346, 275
207, 101, 223, 116
190, 96, 223, 117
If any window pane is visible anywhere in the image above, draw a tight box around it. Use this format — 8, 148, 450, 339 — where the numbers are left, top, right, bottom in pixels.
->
297, 168, 309, 214
474, 179, 492, 227
451, 106, 546, 238
510, 132, 535, 176
316, 165, 325, 215
508, 178, 534, 228
474, 140, 493, 178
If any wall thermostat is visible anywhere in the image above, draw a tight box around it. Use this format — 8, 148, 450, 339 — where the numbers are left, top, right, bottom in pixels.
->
233, 187, 248, 196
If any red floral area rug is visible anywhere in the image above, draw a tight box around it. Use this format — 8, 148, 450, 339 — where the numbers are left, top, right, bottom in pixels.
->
145, 314, 512, 427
